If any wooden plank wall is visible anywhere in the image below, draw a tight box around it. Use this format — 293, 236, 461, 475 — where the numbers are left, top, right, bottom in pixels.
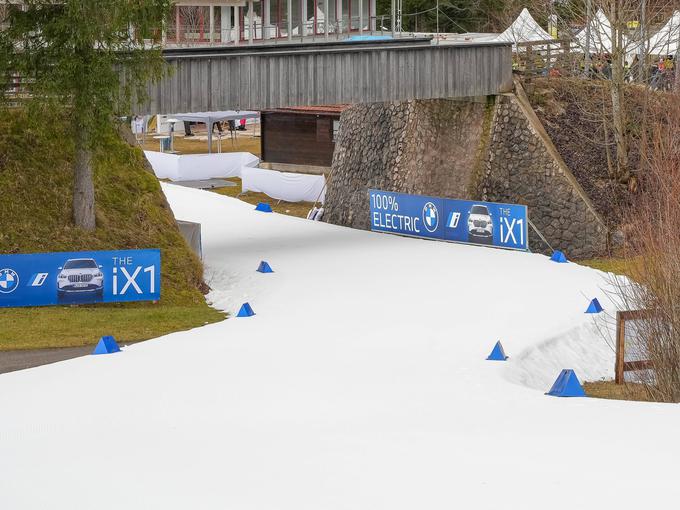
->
261, 111, 339, 167
138, 40, 513, 114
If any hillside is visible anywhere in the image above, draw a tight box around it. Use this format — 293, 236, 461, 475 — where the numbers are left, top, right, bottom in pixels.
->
0, 108, 224, 349
524, 77, 674, 229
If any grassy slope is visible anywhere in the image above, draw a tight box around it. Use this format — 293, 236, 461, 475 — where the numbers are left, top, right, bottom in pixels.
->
0, 110, 224, 350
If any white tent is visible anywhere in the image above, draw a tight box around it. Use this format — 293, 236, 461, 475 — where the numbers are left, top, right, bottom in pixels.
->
573, 8, 641, 59
171, 111, 259, 154
647, 10, 680, 56
574, 8, 614, 53
496, 8, 554, 45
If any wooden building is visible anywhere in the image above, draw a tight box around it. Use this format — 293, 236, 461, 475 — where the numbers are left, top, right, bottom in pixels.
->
260, 105, 347, 169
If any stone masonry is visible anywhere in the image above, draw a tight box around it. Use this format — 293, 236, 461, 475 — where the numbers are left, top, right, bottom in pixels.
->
324, 91, 608, 258
325, 98, 491, 229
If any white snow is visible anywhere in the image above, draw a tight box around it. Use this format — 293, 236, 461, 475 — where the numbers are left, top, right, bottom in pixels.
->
1, 183, 679, 509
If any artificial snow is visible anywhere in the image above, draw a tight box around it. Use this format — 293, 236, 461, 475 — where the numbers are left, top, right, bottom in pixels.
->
1, 183, 678, 509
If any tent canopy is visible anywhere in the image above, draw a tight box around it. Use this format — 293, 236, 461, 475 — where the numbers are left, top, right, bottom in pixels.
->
170, 111, 259, 125
496, 8, 554, 44
573, 8, 639, 55
574, 8, 614, 52
647, 10, 680, 55
169, 111, 260, 154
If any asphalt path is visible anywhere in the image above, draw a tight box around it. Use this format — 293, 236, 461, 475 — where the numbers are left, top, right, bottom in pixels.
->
0, 345, 96, 375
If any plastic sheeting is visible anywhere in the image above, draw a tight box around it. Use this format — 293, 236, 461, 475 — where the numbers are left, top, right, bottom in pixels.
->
144, 151, 259, 182
176, 220, 203, 259
241, 167, 326, 204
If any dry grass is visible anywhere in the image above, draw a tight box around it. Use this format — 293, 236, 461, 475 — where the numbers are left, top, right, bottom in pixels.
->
577, 257, 634, 278
584, 381, 656, 402
139, 127, 262, 156
211, 178, 317, 219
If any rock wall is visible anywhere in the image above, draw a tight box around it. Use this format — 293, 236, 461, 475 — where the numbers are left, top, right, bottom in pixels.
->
324, 92, 608, 258
324, 98, 491, 229
480, 93, 608, 258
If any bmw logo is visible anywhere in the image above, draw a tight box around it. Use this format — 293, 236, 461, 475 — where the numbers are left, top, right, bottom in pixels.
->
0, 268, 19, 294
422, 202, 439, 232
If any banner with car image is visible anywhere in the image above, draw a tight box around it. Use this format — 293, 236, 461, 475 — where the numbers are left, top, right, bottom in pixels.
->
369, 190, 528, 251
0, 249, 160, 308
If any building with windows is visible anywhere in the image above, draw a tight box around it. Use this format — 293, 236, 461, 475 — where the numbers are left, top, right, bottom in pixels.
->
171, 0, 378, 45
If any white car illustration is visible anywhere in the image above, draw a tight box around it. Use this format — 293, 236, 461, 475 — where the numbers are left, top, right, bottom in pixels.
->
57, 258, 104, 299
467, 204, 493, 240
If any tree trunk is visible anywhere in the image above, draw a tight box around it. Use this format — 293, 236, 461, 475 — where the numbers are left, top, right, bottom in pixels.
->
73, 127, 96, 230
609, 2, 630, 183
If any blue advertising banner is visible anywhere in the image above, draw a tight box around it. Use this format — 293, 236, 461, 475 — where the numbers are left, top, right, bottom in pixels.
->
369, 190, 528, 251
0, 249, 161, 308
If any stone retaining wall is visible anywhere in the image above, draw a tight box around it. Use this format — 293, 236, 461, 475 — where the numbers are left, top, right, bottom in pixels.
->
324, 93, 608, 258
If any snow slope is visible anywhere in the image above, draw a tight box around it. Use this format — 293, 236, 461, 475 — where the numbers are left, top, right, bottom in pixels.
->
1, 184, 679, 509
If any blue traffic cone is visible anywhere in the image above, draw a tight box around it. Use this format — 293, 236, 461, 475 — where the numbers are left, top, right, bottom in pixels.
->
550, 250, 568, 263
237, 302, 255, 317
255, 202, 273, 213
92, 335, 121, 355
546, 369, 586, 397
486, 341, 508, 361
585, 298, 603, 314
257, 261, 274, 273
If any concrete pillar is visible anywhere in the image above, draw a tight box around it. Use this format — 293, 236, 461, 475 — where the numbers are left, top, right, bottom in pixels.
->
390, 0, 395, 37
176, 6, 181, 43
263, 0, 271, 39
337, 0, 343, 34
234, 6, 241, 45
324, 0, 329, 39
248, 0, 254, 44
369, 0, 375, 31
209, 4, 215, 44
287, 0, 292, 41
301, 0, 308, 37
221, 5, 231, 43
359, 0, 363, 34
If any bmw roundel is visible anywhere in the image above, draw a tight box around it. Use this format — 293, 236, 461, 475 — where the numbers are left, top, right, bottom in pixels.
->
422, 202, 439, 232
0, 268, 19, 294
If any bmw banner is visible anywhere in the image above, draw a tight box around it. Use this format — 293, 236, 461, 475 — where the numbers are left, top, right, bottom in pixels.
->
369, 190, 528, 251
0, 249, 160, 308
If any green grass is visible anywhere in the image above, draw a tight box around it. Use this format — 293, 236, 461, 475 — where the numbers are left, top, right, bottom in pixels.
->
0, 304, 223, 350
0, 108, 225, 351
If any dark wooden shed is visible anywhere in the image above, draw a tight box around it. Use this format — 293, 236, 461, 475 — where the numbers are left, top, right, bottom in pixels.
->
260, 105, 348, 168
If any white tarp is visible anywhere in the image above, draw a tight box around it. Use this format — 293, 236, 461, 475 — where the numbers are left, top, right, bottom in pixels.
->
647, 10, 680, 55
241, 167, 326, 204
496, 8, 554, 45
144, 151, 259, 182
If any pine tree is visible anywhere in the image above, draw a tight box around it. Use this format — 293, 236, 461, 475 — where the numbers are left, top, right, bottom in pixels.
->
0, 0, 172, 230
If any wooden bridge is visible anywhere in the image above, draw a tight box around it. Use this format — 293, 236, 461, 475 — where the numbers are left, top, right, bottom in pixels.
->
137, 38, 513, 114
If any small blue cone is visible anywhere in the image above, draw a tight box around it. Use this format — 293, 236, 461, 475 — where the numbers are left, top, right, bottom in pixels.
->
486, 341, 508, 361
257, 261, 274, 273
585, 298, 603, 314
237, 302, 255, 317
255, 202, 272, 213
550, 250, 568, 263
92, 335, 121, 355
546, 369, 586, 397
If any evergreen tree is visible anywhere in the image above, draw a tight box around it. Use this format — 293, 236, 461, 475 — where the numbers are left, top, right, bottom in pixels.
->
0, 1, 172, 230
